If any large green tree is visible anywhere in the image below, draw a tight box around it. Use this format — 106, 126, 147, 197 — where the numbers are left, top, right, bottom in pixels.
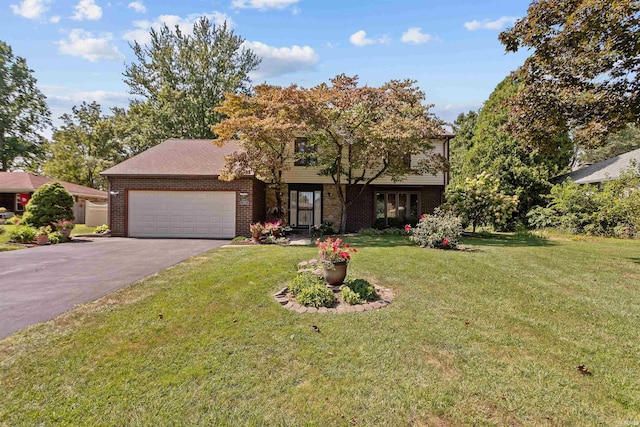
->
122, 16, 260, 143
44, 102, 123, 190
450, 110, 478, 186
459, 73, 573, 222
499, 0, 640, 150
0, 40, 50, 171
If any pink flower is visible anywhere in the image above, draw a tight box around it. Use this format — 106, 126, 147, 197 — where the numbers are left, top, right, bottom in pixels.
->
420, 214, 426, 220
404, 224, 411, 233
443, 238, 449, 247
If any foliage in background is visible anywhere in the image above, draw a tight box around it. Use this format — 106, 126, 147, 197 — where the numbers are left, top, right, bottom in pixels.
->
578, 124, 640, 165
22, 182, 74, 227
457, 73, 572, 223
449, 110, 478, 186
406, 209, 463, 249
528, 165, 640, 238
446, 172, 518, 232
499, 0, 640, 150
44, 102, 123, 190
0, 40, 51, 172
122, 17, 260, 144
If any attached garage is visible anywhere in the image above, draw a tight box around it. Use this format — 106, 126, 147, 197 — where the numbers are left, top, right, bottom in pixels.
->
101, 139, 266, 239
128, 191, 236, 238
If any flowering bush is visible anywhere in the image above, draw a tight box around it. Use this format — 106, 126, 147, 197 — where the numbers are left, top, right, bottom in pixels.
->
55, 219, 75, 230
94, 224, 110, 234
315, 237, 357, 267
405, 209, 463, 249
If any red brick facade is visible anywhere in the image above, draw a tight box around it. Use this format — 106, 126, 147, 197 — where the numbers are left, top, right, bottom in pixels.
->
107, 176, 265, 237
346, 185, 444, 232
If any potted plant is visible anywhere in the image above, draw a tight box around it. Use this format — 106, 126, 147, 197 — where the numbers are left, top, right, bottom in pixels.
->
55, 219, 75, 238
250, 222, 264, 241
316, 237, 357, 286
35, 226, 51, 245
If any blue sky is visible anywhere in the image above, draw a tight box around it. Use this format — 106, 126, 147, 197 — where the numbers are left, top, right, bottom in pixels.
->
2, 0, 532, 131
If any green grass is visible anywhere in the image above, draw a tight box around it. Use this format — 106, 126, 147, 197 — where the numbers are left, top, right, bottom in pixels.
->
71, 224, 96, 235
1, 233, 639, 425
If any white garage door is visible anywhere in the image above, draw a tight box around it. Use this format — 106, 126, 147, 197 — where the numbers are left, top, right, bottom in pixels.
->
128, 191, 236, 238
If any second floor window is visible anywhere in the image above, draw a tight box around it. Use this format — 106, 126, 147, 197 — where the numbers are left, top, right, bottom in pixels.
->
294, 137, 316, 166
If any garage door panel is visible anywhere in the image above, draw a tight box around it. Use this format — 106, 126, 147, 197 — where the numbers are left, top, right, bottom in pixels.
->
128, 191, 236, 238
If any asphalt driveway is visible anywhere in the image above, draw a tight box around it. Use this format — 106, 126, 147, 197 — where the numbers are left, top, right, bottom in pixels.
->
0, 237, 226, 339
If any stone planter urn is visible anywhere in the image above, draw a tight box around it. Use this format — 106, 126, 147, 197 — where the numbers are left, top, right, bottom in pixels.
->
35, 234, 48, 245
60, 228, 71, 238
323, 261, 348, 286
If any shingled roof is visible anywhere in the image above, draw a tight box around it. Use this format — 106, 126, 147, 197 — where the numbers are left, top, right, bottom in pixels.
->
0, 172, 107, 199
557, 148, 640, 185
101, 139, 245, 177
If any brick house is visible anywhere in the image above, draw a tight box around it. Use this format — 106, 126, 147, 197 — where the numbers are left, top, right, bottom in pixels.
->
0, 172, 107, 222
101, 135, 451, 238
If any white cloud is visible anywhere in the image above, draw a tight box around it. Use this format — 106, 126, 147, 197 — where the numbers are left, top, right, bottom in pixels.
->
56, 29, 124, 62
231, 0, 298, 10
464, 16, 517, 31
41, 85, 132, 106
10, 0, 50, 19
401, 27, 432, 44
127, 1, 146, 13
243, 41, 318, 80
49, 15, 60, 23
72, 0, 103, 21
348, 30, 391, 47
123, 12, 232, 45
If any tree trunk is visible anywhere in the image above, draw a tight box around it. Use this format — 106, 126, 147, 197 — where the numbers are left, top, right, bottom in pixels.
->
275, 189, 284, 221
339, 202, 348, 234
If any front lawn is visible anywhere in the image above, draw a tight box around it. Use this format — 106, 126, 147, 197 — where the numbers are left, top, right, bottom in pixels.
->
1, 233, 639, 425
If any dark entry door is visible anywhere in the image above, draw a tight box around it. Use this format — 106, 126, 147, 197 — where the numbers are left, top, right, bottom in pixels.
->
289, 187, 322, 228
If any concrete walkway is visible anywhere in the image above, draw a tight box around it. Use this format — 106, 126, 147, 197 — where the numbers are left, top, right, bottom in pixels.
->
0, 237, 225, 339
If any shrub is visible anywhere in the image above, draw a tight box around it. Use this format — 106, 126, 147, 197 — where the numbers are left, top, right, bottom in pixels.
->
0, 226, 4, 236
341, 286, 362, 305
527, 166, 640, 238
289, 271, 324, 296
48, 231, 63, 244
310, 221, 335, 239
446, 172, 518, 232
9, 225, 37, 243
22, 182, 74, 227
406, 209, 463, 249
347, 279, 378, 301
0, 207, 6, 212
296, 283, 336, 308
5, 215, 21, 225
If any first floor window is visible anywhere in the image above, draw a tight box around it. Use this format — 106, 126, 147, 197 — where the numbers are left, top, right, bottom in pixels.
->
15, 194, 26, 212
375, 191, 419, 224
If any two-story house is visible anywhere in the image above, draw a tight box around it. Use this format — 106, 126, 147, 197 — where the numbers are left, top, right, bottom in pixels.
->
101, 134, 452, 238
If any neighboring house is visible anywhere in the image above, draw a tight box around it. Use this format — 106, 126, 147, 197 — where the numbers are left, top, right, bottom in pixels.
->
0, 172, 108, 223
557, 148, 640, 185
101, 135, 452, 238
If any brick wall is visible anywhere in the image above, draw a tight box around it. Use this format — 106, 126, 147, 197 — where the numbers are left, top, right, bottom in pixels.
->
106, 176, 263, 237
345, 185, 445, 232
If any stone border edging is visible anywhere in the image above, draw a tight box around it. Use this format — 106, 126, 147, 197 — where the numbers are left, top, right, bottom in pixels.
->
274, 284, 394, 314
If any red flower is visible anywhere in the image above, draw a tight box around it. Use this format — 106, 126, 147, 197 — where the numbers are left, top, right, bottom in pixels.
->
420, 214, 426, 220
442, 238, 449, 247
404, 224, 411, 233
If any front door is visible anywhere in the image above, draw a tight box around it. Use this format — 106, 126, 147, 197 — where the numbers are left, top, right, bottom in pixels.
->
289, 187, 322, 229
